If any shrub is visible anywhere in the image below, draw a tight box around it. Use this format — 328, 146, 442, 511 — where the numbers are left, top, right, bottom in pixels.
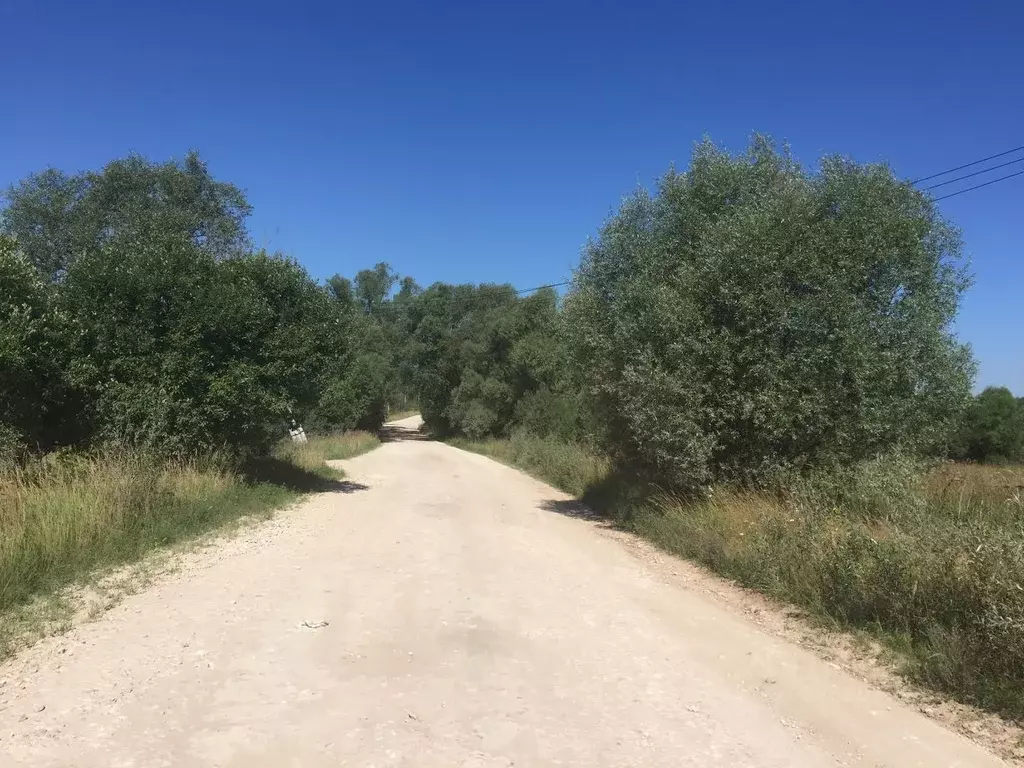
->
310, 267, 408, 433
310, 351, 392, 432
60, 237, 337, 456
0, 237, 46, 447
0, 236, 78, 451
564, 136, 975, 490
956, 386, 1024, 463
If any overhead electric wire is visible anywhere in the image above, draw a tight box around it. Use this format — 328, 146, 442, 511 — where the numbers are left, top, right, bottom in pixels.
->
922, 156, 1024, 190
514, 145, 1024, 291
910, 144, 1024, 184
931, 169, 1024, 201
515, 280, 571, 294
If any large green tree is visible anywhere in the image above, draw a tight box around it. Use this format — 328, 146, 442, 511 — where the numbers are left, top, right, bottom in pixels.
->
957, 386, 1024, 463
563, 136, 975, 489
2, 151, 250, 281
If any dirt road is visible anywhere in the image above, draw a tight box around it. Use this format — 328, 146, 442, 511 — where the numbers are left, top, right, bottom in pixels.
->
0, 416, 1005, 766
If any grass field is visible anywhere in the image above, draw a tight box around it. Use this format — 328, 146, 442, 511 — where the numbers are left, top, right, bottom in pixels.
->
456, 434, 1024, 721
0, 431, 379, 656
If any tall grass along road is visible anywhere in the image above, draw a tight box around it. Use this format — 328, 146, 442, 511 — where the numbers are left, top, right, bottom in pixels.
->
0, 418, 1004, 767
0, 431, 379, 657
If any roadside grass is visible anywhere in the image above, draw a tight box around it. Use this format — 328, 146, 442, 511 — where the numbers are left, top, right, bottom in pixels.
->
449, 435, 610, 497
0, 431, 378, 658
276, 430, 381, 467
456, 434, 1024, 722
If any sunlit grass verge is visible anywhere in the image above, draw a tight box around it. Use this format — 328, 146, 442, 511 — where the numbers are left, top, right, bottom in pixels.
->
449, 435, 610, 497
456, 434, 1024, 721
274, 430, 380, 472
0, 431, 378, 657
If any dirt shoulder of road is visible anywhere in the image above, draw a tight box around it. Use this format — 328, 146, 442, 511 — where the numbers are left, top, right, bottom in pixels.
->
568, 509, 1024, 764
1, 419, 1018, 767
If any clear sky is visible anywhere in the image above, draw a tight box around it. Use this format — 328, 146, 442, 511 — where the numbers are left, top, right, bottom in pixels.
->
1, 0, 1021, 391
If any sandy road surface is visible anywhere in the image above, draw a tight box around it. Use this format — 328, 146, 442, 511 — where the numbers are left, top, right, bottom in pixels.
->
0, 416, 1005, 766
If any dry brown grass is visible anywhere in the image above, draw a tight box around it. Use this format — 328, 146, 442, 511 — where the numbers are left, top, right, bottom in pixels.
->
0, 453, 291, 618
0, 430, 380, 655
924, 461, 1024, 507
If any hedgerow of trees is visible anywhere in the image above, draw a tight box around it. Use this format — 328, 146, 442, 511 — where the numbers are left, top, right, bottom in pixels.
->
3, 139, 1019, 481
311, 263, 422, 432
0, 153, 410, 460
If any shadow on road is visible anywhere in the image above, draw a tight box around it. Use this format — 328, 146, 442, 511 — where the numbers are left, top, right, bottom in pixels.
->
242, 457, 371, 494
538, 498, 613, 526
378, 423, 432, 443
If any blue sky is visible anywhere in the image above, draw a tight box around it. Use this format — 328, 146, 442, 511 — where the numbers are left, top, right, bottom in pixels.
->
1, 0, 1021, 391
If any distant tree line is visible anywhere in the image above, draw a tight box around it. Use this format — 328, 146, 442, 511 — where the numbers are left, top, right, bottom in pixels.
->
2, 140, 1019, 477
954, 387, 1024, 464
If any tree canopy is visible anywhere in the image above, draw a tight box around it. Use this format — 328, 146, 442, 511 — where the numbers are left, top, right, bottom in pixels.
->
2, 151, 250, 281
5, 139, 1017, 481
563, 137, 976, 488
956, 387, 1024, 464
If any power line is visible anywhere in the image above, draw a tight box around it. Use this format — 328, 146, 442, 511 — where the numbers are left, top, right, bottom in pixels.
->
911, 144, 1024, 184
515, 147, 1024, 292
515, 280, 571, 294
922, 156, 1024, 190
932, 169, 1024, 201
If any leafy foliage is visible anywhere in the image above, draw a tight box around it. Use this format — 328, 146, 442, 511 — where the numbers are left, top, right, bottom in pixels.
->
955, 386, 1024, 463
60, 236, 336, 455
0, 235, 79, 453
2, 151, 250, 281
308, 263, 420, 433
0, 152, 385, 457
404, 283, 575, 438
563, 137, 976, 489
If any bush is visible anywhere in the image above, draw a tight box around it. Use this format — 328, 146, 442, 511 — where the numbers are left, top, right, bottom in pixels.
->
309, 265, 413, 433
563, 136, 975, 490
956, 386, 1024, 463
0, 236, 77, 451
60, 237, 337, 456
512, 386, 590, 442
0, 237, 46, 447
310, 352, 392, 432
